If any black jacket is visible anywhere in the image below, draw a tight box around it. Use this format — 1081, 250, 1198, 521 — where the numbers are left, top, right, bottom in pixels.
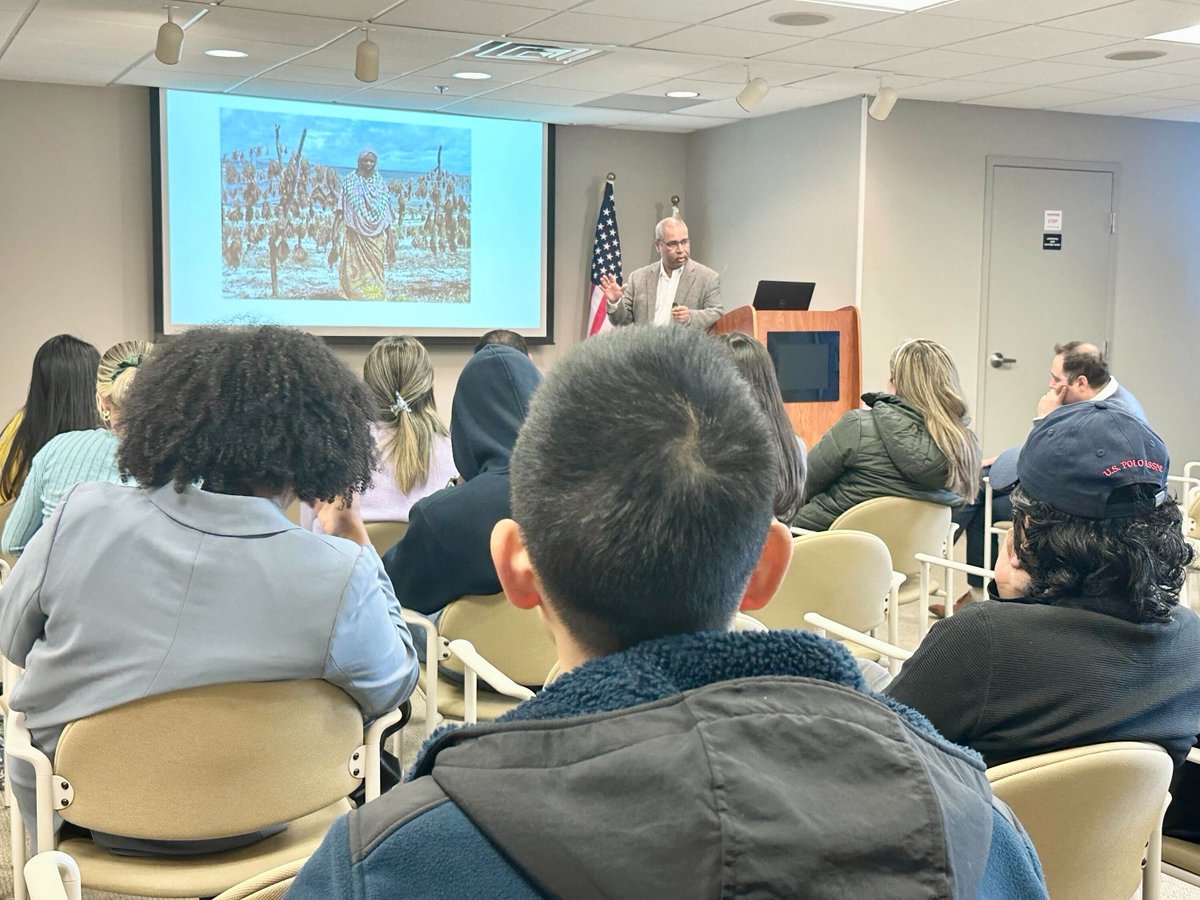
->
383, 345, 540, 614
794, 392, 968, 531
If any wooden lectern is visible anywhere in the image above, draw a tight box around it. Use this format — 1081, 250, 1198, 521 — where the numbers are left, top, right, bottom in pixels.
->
712, 304, 862, 448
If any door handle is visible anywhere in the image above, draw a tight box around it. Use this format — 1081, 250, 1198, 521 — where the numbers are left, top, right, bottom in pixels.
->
989, 352, 1016, 369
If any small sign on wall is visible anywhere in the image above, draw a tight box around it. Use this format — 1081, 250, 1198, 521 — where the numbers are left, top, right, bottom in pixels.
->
1044, 210, 1063, 232
1043, 233, 1062, 251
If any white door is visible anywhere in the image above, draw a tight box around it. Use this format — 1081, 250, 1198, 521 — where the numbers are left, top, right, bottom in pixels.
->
979, 163, 1116, 455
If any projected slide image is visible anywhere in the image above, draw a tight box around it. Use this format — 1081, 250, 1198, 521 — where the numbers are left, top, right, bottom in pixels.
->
218, 109, 471, 303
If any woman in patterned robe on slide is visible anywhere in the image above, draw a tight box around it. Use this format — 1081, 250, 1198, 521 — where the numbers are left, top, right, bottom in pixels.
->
333, 149, 395, 299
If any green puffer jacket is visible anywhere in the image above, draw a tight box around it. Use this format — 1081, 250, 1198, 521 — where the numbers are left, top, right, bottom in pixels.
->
794, 392, 969, 531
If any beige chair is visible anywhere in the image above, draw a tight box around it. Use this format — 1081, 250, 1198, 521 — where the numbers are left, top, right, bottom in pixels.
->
987, 742, 1172, 900
212, 858, 309, 900
1168, 471, 1200, 608
405, 592, 557, 735
23, 851, 80, 900
365, 520, 408, 558
5, 680, 403, 900
759, 530, 905, 669
827, 496, 955, 637
1162, 747, 1200, 886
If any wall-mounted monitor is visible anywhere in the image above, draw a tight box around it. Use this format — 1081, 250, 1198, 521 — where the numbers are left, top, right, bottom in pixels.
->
154, 89, 552, 341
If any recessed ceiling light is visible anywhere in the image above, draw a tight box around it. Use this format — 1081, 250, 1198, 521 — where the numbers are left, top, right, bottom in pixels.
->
1148, 24, 1200, 45
794, 0, 955, 10
1106, 49, 1167, 61
452, 71, 492, 80
770, 12, 833, 26
666, 90, 700, 98
204, 49, 248, 58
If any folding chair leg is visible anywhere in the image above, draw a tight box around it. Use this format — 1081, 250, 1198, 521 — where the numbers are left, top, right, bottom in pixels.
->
12, 793, 27, 900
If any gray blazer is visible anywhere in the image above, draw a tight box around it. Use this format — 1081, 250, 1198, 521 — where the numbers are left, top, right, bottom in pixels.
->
606, 259, 723, 330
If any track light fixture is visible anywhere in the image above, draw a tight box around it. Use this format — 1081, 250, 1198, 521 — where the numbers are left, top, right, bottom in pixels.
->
868, 84, 898, 122
155, 5, 184, 66
736, 66, 769, 113
355, 26, 379, 83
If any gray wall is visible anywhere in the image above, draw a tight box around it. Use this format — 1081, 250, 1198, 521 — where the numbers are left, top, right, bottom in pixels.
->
862, 99, 1200, 466
0, 81, 155, 417
0, 81, 688, 419
686, 98, 861, 313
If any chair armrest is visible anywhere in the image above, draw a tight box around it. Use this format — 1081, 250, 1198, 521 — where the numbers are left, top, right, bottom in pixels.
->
1188, 747, 1200, 767
23, 850, 80, 900
803, 613, 913, 662
1185, 462, 1200, 484
914, 552, 995, 582
6, 711, 58, 855
401, 609, 446, 737
0, 558, 9, 585
362, 703, 409, 802
790, 526, 817, 536
446, 640, 536, 703
733, 612, 768, 632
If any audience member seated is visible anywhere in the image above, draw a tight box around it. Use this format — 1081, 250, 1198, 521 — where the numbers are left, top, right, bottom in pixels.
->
2, 340, 150, 556
953, 341, 1147, 598
0, 334, 100, 507
793, 338, 981, 532
474, 328, 529, 356
304, 335, 456, 532
887, 402, 1200, 769
382, 344, 540, 615
717, 331, 806, 522
0, 325, 419, 854
290, 326, 1047, 899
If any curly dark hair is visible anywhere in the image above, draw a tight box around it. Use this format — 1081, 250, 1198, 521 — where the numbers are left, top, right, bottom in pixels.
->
118, 325, 376, 501
1009, 485, 1193, 624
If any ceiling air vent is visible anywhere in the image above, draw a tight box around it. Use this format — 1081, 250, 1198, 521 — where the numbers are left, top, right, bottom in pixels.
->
470, 40, 602, 65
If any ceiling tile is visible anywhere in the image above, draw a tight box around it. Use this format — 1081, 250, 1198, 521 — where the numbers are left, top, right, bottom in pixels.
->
187, 6, 353, 47
516, 11, 687, 46
896, 78, 1025, 101
964, 84, 1116, 108
298, 27, 491, 74
261, 62, 373, 88
572, 0, 758, 25
0, 57, 127, 85
526, 58, 673, 92
1145, 81, 1200, 99
1044, 1, 1200, 39
220, 1, 391, 19
375, 0, 550, 34
701, 1, 897, 38
933, 0, 1140, 26
229, 78, 359, 102
947, 25, 1122, 58
759, 38, 920, 68
1054, 93, 1195, 114
630, 77, 744, 100
412, 57, 559, 83
881, 48, 1024, 78
477, 0, 580, 8
2, 35, 144, 68
832, 13, 1015, 49
799, 70, 933, 93
481, 82, 610, 104
967, 59, 1119, 84
435, 95, 550, 120
345, 87, 455, 111
117, 68, 248, 92
1141, 55, 1200, 75
1049, 38, 1200, 66
671, 84, 853, 117
1053, 67, 1200, 92
637, 24, 804, 56
689, 59, 831, 86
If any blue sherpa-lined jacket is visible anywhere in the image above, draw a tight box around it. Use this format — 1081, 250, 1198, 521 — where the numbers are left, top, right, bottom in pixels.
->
289, 629, 1047, 899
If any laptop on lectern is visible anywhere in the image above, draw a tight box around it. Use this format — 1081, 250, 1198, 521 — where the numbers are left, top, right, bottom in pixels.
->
752, 280, 816, 311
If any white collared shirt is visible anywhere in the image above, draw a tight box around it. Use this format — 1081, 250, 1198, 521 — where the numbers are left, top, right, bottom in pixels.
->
1092, 377, 1120, 403
654, 262, 683, 326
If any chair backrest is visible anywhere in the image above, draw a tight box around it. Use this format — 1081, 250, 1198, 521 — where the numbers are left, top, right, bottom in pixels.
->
987, 741, 1172, 900
755, 530, 892, 634
212, 858, 308, 900
438, 593, 557, 688
53, 680, 362, 840
365, 520, 409, 558
830, 496, 950, 582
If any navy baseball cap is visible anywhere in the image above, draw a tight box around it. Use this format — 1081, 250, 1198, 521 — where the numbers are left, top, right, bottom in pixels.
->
990, 402, 1168, 519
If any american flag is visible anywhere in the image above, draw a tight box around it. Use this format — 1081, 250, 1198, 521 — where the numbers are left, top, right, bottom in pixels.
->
587, 180, 622, 337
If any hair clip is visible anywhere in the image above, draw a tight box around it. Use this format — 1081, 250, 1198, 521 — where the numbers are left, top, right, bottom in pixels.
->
390, 391, 412, 416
